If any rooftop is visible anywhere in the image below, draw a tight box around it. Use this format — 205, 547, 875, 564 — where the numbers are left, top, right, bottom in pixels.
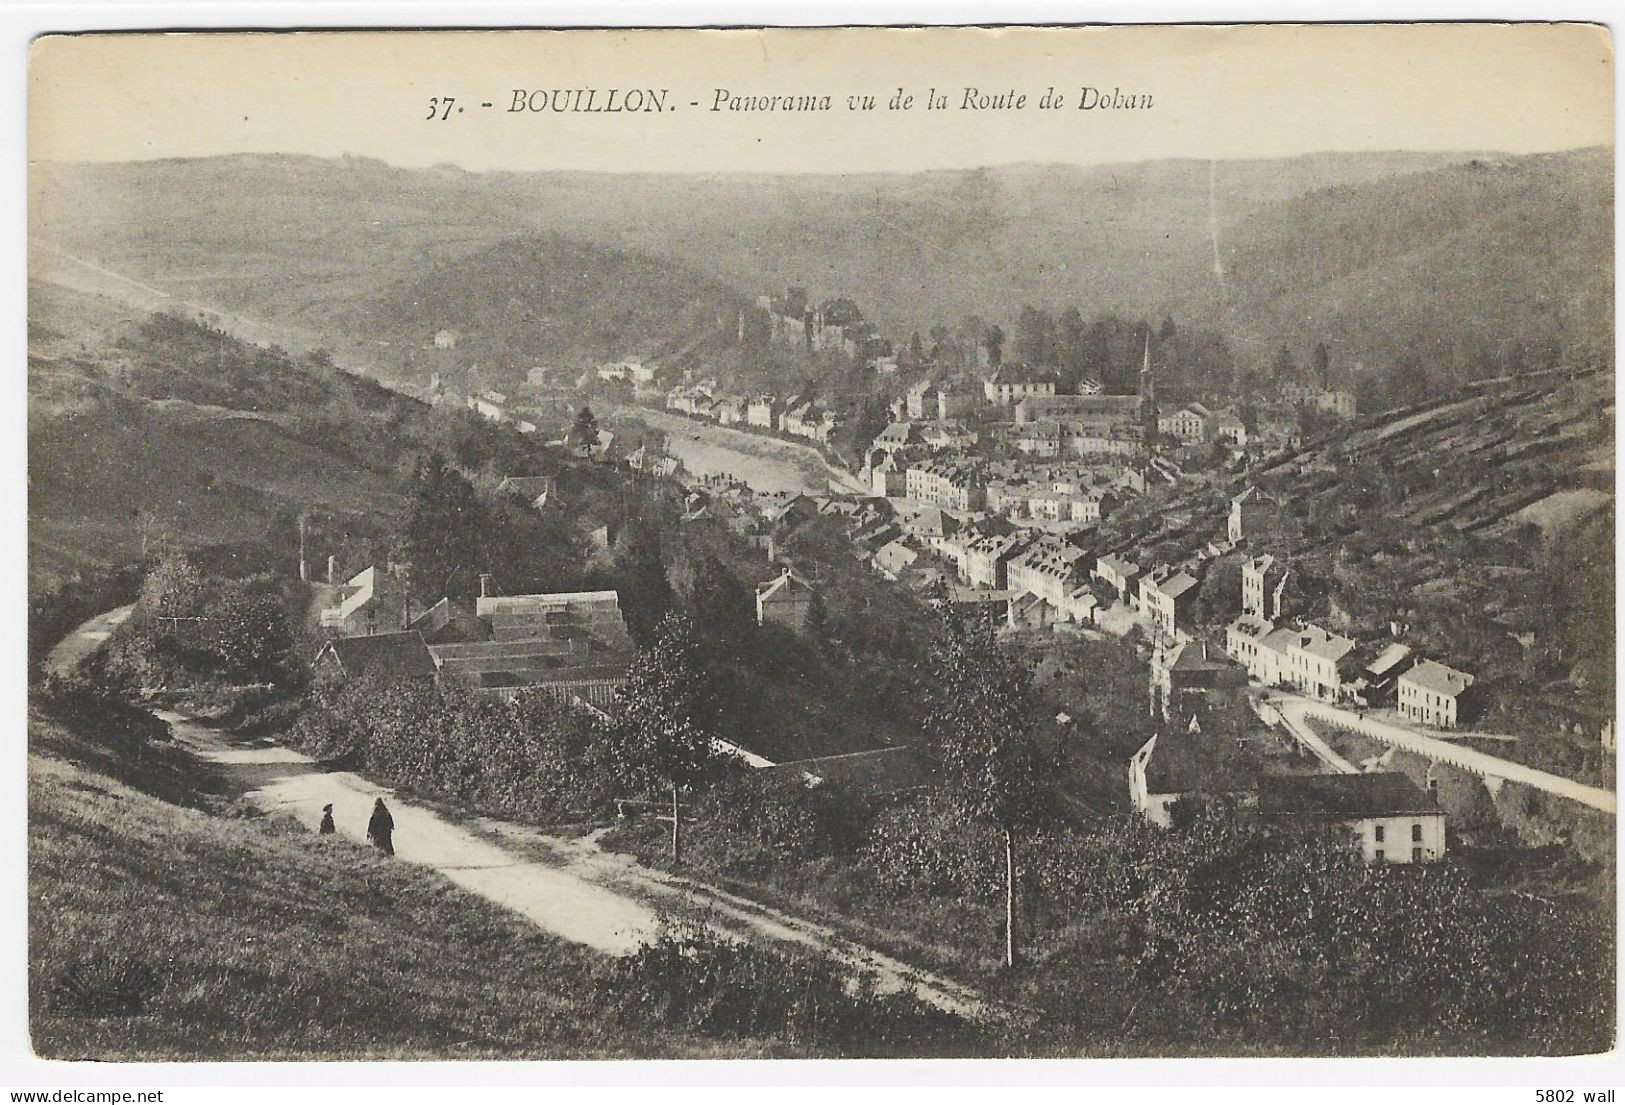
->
1296, 624, 1357, 663
1257, 773, 1442, 819
1157, 571, 1201, 600
1365, 642, 1414, 678
1228, 613, 1275, 639
322, 631, 438, 680
1402, 658, 1475, 697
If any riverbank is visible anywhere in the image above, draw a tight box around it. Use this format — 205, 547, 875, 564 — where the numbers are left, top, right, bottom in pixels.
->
610, 404, 869, 497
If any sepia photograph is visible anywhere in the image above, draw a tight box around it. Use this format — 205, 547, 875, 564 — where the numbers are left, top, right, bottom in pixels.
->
20, 19, 1618, 1069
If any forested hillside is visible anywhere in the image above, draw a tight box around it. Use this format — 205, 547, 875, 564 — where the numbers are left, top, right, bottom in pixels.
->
31, 147, 1611, 404
1203, 148, 1614, 390
315, 234, 745, 379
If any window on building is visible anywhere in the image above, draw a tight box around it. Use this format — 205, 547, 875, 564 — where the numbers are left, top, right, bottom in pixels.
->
1374, 825, 1385, 843
1411, 823, 1423, 842
1374, 848, 1384, 861
1412, 847, 1423, 862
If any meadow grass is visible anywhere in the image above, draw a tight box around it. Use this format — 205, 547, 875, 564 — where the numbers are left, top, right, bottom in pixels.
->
28, 711, 792, 1061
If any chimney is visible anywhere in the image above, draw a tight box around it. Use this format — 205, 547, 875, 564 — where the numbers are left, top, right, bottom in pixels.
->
327, 555, 336, 585
480, 573, 495, 598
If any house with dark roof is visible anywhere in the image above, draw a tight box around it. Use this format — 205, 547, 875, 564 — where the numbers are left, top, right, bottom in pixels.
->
1151, 640, 1248, 722
1140, 566, 1201, 639
313, 631, 438, 682
496, 475, 556, 511
755, 570, 814, 630
1128, 731, 1258, 828
1257, 773, 1446, 864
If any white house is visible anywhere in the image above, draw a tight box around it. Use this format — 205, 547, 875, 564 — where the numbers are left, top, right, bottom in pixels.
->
1284, 624, 1356, 701
1398, 659, 1475, 729
1258, 774, 1446, 864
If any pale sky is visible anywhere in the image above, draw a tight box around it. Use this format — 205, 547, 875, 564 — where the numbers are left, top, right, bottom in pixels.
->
28, 24, 1614, 174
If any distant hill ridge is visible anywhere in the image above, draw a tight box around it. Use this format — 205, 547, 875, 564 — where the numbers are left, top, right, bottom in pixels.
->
29, 145, 1612, 390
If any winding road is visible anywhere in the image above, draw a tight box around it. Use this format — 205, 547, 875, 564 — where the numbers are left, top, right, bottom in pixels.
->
1268, 692, 1616, 814
44, 608, 989, 1018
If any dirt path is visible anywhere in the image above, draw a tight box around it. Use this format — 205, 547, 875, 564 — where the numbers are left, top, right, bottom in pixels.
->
158, 713, 986, 1016
1261, 697, 1360, 775
44, 605, 133, 675
160, 712, 661, 954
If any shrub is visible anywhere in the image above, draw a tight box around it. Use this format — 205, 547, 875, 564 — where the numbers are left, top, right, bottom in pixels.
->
51, 953, 160, 1017
288, 677, 625, 823
35, 666, 171, 747
591, 922, 968, 1051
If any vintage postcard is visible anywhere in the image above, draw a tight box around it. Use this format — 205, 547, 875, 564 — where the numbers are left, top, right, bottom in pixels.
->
23, 23, 1616, 1067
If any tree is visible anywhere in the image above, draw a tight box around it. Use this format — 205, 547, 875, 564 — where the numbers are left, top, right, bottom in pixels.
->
1194, 556, 1243, 628
611, 613, 729, 862
572, 406, 600, 455
1270, 344, 1299, 383
923, 611, 1048, 967
614, 516, 675, 648
1014, 306, 1056, 367
805, 588, 831, 646
138, 552, 204, 624
206, 586, 295, 683
689, 554, 755, 664
1312, 341, 1332, 389
907, 330, 925, 366
1058, 306, 1086, 379
398, 452, 490, 601
983, 324, 1005, 370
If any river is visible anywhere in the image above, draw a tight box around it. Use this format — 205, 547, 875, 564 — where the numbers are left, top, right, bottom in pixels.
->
613, 406, 869, 497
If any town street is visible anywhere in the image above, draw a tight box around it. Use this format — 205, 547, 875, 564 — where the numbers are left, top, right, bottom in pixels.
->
1256, 696, 1359, 774
1270, 692, 1616, 814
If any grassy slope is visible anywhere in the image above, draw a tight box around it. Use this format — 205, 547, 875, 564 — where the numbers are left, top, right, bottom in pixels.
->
28, 710, 784, 1060
27, 282, 416, 587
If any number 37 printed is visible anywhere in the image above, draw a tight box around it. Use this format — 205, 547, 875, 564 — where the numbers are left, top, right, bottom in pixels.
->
425, 97, 457, 121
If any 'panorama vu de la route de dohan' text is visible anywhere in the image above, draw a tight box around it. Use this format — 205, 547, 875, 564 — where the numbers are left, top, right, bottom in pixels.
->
499, 86, 1155, 114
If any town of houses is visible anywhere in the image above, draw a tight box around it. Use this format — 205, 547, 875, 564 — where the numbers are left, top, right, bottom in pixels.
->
389, 282, 1507, 866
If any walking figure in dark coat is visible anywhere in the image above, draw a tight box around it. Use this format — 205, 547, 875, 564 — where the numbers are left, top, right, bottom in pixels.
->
367, 798, 394, 856
318, 803, 335, 836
